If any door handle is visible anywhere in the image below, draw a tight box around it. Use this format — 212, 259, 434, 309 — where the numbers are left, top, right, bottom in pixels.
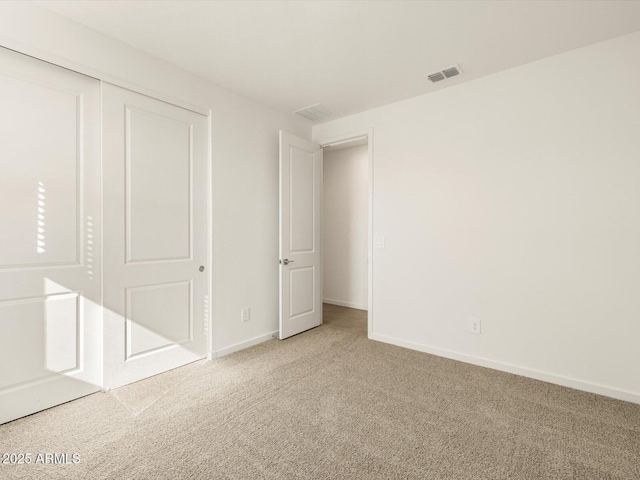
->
282, 259, 294, 265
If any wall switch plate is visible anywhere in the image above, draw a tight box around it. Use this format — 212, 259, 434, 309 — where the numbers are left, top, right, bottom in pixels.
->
374, 236, 385, 248
469, 317, 481, 335
241, 307, 250, 322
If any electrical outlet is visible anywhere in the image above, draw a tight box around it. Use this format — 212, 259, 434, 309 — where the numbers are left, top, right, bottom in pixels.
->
374, 236, 385, 249
469, 317, 481, 335
241, 307, 250, 322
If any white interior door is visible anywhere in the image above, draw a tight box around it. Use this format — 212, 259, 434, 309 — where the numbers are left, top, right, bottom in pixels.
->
103, 84, 208, 389
279, 131, 323, 339
0, 47, 102, 424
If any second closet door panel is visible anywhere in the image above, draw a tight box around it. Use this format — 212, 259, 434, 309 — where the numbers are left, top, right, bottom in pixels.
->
103, 84, 208, 389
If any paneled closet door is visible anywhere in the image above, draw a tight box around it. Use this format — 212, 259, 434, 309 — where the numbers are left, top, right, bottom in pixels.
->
102, 84, 208, 389
0, 47, 102, 424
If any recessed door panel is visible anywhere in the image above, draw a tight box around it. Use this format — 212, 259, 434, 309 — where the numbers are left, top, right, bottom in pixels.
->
0, 294, 79, 390
126, 107, 191, 263
103, 84, 207, 389
126, 281, 192, 359
290, 147, 315, 253
290, 267, 314, 317
43, 293, 80, 373
0, 47, 102, 425
0, 74, 79, 268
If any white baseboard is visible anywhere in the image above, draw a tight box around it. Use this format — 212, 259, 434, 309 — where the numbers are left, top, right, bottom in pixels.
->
369, 333, 640, 405
214, 330, 278, 359
323, 298, 368, 311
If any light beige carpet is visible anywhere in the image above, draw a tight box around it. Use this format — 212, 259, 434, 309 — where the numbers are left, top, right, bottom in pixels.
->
1, 304, 639, 480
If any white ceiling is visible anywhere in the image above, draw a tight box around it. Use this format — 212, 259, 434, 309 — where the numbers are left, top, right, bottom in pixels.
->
37, 1, 640, 122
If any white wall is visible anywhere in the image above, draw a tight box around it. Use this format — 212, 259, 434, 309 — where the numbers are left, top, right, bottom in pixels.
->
0, 2, 311, 356
323, 145, 368, 310
314, 31, 640, 403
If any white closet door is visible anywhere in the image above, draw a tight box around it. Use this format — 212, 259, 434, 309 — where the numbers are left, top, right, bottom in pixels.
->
102, 84, 208, 389
0, 47, 102, 424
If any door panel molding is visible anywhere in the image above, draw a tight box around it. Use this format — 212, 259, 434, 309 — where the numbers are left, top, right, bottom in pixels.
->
124, 105, 193, 264
125, 280, 193, 360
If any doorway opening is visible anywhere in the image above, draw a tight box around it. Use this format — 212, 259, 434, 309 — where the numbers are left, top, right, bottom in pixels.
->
320, 135, 371, 337
319, 130, 373, 337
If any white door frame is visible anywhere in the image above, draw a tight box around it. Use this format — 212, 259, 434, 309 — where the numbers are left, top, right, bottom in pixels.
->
318, 129, 374, 338
206, 110, 214, 360
0, 39, 209, 118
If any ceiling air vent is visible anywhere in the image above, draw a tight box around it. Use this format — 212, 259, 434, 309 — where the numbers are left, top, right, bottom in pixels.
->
427, 72, 445, 83
427, 64, 463, 83
294, 104, 334, 122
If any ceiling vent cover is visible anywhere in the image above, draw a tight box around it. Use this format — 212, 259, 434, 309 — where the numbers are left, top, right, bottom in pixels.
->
294, 104, 334, 122
427, 64, 463, 83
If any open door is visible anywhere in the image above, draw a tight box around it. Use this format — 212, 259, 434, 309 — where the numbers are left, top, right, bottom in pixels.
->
279, 131, 323, 339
